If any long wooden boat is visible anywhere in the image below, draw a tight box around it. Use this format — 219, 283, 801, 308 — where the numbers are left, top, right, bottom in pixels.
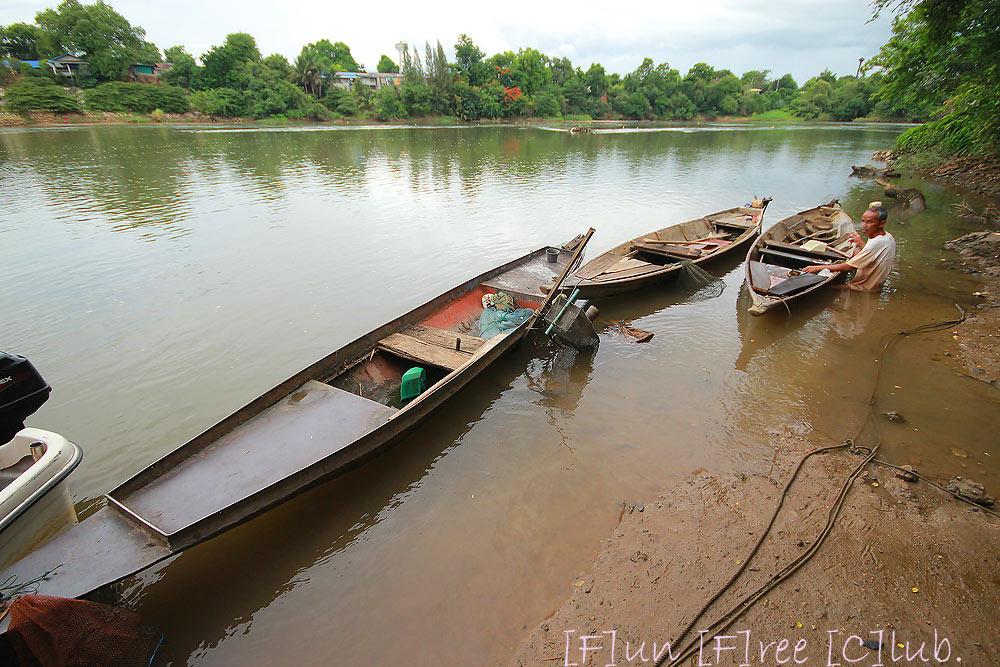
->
0, 243, 585, 607
745, 203, 855, 316
569, 203, 768, 298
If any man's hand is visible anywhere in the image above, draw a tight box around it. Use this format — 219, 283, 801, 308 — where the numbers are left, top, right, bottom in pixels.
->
802, 265, 825, 274
848, 231, 864, 247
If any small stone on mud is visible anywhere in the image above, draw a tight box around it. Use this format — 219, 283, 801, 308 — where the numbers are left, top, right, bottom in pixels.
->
950, 447, 969, 458
862, 639, 884, 651
946, 476, 995, 506
635, 503, 644, 512
797, 540, 805, 547
896, 465, 919, 482
883, 411, 906, 423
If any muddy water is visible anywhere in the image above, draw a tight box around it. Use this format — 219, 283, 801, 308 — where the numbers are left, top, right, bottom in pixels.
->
2, 123, 997, 665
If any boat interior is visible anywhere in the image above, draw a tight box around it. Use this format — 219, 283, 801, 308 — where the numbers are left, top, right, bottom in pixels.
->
328, 282, 543, 409
576, 208, 760, 282
748, 206, 855, 297
103, 248, 567, 541
0, 446, 36, 496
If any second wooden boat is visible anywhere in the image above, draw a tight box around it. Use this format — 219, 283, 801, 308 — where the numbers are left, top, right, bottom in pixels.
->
744, 202, 856, 316
570, 203, 768, 298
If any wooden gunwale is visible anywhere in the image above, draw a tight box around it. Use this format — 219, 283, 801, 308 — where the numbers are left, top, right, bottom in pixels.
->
572, 206, 765, 298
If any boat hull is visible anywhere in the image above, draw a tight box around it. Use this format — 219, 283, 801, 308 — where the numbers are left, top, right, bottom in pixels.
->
0, 245, 578, 605
572, 205, 765, 299
0, 429, 81, 570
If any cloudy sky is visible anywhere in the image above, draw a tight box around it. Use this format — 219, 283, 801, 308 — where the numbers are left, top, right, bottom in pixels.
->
2, 0, 896, 83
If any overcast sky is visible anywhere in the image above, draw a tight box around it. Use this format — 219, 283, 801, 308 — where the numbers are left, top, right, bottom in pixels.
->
2, 0, 895, 83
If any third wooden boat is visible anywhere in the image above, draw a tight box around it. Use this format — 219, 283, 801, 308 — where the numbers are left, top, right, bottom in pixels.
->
744, 202, 855, 316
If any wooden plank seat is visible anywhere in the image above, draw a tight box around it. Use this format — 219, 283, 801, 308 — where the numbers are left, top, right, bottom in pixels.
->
759, 246, 834, 265
632, 241, 701, 260
762, 239, 847, 261
378, 324, 487, 371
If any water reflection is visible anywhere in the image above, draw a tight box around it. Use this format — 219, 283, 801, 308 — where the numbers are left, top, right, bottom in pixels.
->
11, 122, 996, 666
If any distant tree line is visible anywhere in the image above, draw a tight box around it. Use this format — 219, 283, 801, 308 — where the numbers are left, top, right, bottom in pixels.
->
0, 0, 941, 128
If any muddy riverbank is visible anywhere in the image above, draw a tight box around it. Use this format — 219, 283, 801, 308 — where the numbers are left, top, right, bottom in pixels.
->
946, 230, 1000, 384
511, 434, 1000, 666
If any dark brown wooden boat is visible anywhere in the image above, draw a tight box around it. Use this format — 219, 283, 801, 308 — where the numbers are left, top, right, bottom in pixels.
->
0, 241, 587, 609
745, 203, 855, 316
570, 204, 768, 298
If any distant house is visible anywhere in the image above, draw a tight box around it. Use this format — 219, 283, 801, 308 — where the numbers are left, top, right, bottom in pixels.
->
48, 54, 88, 77
331, 71, 401, 91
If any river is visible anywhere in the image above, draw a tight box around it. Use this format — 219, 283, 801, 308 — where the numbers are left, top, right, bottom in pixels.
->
1, 122, 997, 665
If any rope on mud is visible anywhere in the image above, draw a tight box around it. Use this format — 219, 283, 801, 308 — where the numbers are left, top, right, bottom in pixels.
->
657, 305, 967, 667
865, 457, 1000, 520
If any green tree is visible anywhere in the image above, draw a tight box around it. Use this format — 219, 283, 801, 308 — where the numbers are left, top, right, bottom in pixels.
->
83, 81, 187, 113
162, 46, 199, 89
740, 69, 770, 89
200, 33, 260, 89
510, 47, 550, 96
0, 23, 42, 60
454, 34, 489, 86
374, 85, 405, 120
306, 39, 359, 72
321, 86, 358, 115
426, 41, 453, 114
584, 64, 609, 100
377, 55, 397, 73
34, 0, 159, 81
294, 47, 328, 97
530, 88, 562, 117
776, 73, 797, 90
869, 0, 1000, 152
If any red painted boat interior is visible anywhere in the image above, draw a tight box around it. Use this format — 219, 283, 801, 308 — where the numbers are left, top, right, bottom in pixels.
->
328, 286, 540, 408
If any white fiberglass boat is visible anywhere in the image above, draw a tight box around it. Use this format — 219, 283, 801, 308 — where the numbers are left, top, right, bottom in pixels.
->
0, 353, 82, 569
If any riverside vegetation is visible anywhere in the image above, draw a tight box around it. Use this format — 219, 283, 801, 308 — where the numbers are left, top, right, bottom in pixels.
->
1, 0, 997, 172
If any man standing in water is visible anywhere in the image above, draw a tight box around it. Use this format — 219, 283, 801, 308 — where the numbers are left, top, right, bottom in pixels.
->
802, 204, 896, 291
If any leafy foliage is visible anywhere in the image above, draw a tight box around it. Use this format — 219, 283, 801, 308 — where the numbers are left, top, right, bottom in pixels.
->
2, 77, 79, 112
868, 0, 999, 154
188, 87, 240, 116
83, 81, 187, 113
33, 0, 159, 81
161, 46, 198, 89
374, 86, 405, 120
199, 33, 259, 89
0, 23, 42, 60
377, 55, 397, 73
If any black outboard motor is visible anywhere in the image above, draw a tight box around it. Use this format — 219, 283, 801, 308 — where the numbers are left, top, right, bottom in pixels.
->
0, 352, 51, 444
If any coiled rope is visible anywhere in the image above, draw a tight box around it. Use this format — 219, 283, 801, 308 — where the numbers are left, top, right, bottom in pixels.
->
657, 305, 968, 667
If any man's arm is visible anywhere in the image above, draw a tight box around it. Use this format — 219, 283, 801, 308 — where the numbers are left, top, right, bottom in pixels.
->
803, 232, 865, 273
802, 261, 853, 274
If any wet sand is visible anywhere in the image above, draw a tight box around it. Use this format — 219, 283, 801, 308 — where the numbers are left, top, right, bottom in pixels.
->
511, 434, 1000, 666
